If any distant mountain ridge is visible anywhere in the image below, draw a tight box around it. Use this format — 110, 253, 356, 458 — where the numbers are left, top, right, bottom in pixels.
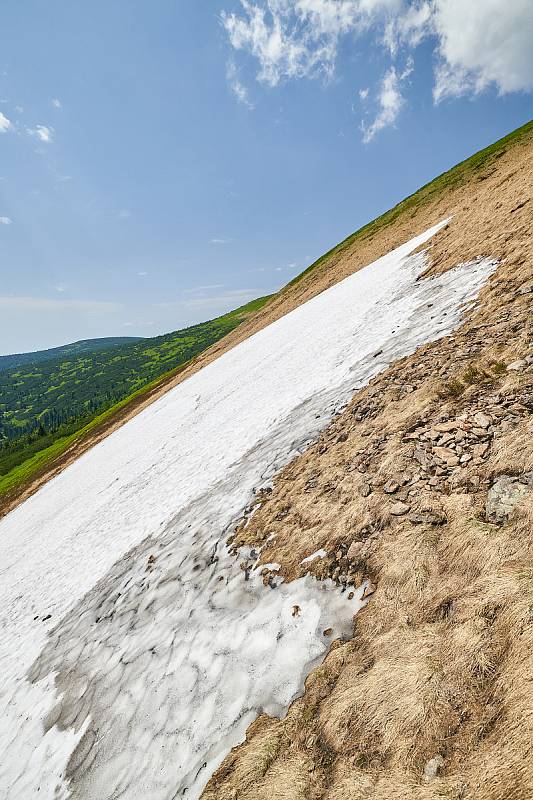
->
0, 337, 144, 372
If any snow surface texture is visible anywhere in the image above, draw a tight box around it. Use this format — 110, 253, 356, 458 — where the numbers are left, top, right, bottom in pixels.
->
0, 221, 497, 800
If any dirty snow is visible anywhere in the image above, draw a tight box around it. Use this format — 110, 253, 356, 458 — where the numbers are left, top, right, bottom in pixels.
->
0, 221, 497, 799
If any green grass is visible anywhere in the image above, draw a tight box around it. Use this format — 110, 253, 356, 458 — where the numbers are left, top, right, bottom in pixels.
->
287, 118, 533, 288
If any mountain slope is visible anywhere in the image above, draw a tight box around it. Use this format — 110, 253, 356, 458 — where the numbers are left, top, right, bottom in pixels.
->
1, 122, 531, 519
202, 127, 533, 798
0, 221, 499, 799
0, 120, 531, 800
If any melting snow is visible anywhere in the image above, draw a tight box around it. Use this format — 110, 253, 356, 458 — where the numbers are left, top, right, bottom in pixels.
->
0, 221, 497, 799
301, 549, 328, 564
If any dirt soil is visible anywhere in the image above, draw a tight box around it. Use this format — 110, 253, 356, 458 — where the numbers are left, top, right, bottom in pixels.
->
200, 134, 533, 798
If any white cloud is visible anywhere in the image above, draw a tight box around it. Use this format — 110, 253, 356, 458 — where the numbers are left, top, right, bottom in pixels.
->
227, 60, 255, 108
221, 0, 367, 87
54, 283, 67, 293
181, 288, 259, 312
27, 125, 54, 143
223, 0, 533, 138
233, 81, 253, 107
138, 271, 148, 277
156, 288, 258, 312
14, 105, 23, 114
117, 209, 131, 219
0, 296, 121, 312
432, 0, 533, 101
184, 284, 225, 293
123, 319, 154, 328
0, 216, 12, 225
51, 98, 62, 108
0, 112, 12, 133
210, 237, 233, 244
385, 1, 431, 53
358, 86, 369, 100
361, 58, 412, 142
221, 0, 403, 88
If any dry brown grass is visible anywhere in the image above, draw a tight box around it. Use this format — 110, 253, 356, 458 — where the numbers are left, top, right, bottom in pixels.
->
203, 129, 533, 798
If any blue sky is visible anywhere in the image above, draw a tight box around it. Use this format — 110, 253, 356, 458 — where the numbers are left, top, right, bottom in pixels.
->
0, 0, 532, 354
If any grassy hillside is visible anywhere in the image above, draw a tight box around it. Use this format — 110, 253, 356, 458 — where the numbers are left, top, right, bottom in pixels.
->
0, 296, 272, 491
0, 337, 144, 373
2, 120, 531, 514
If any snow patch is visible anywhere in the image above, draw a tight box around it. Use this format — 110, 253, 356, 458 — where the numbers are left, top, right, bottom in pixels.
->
301, 549, 328, 564
0, 221, 497, 799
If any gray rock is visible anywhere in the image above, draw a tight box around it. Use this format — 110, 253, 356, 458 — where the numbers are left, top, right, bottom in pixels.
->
486, 475, 531, 523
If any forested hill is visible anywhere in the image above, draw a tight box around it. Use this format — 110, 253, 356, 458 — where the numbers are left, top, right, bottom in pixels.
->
0, 337, 143, 372
0, 295, 272, 484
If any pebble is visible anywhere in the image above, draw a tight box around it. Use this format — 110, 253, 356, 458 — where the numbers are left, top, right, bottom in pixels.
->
383, 480, 399, 494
